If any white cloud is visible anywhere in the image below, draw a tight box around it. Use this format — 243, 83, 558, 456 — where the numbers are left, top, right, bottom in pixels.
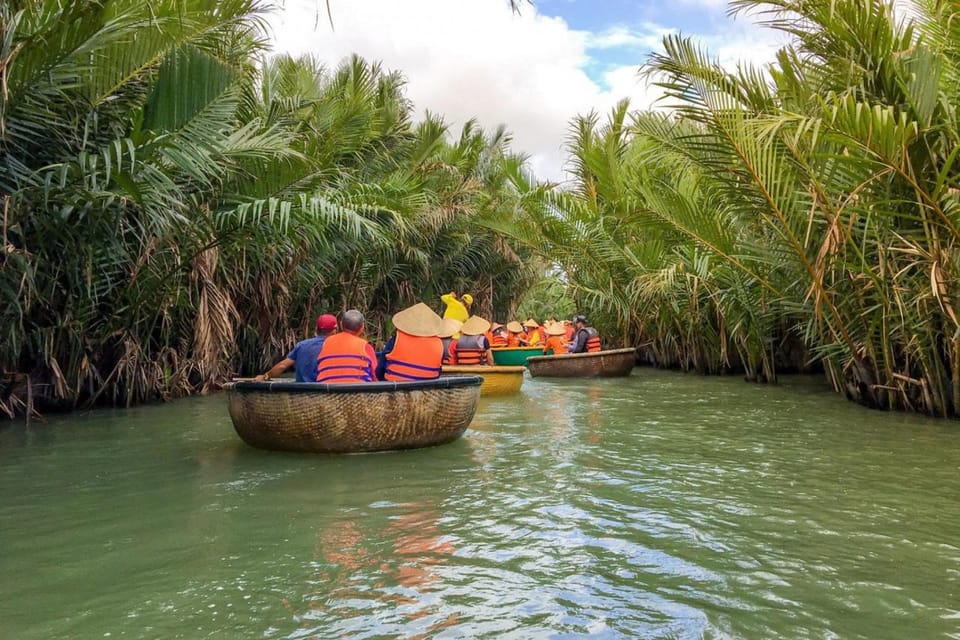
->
266, 0, 778, 182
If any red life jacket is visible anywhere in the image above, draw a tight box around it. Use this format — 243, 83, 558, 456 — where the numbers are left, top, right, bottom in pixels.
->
455, 335, 489, 365
316, 332, 375, 383
385, 331, 443, 381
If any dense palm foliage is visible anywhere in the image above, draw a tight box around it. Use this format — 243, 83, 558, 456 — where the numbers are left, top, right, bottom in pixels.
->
0, 0, 536, 416
504, 0, 960, 416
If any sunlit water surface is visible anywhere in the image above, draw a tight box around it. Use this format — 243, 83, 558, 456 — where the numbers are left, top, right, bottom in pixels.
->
2, 370, 959, 639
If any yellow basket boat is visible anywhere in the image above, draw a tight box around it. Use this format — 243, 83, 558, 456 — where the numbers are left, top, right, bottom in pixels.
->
441, 365, 525, 396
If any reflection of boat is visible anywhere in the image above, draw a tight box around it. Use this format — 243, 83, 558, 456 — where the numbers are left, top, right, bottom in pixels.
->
526, 348, 637, 378
441, 365, 525, 396
224, 377, 482, 453
491, 347, 543, 366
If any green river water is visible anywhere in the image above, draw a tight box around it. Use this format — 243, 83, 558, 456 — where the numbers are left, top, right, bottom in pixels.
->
1, 370, 959, 639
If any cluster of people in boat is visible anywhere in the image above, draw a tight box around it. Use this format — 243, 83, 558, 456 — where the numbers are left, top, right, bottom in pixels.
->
255, 292, 602, 385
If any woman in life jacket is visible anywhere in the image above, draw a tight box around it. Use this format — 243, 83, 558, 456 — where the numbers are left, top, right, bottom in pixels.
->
522, 318, 543, 346
438, 318, 462, 366
383, 303, 445, 381
505, 321, 527, 347
489, 323, 509, 348
453, 316, 494, 366
541, 321, 569, 355
567, 315, 602, 353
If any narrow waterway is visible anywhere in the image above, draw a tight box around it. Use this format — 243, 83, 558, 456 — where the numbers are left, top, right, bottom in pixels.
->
1, 370, 958, 639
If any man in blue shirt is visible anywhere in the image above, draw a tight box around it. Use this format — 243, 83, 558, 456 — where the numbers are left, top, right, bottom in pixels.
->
255, 314, 338, 382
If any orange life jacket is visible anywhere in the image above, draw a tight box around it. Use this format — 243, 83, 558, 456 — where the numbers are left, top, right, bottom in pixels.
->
316, 332, 376, 383
564, 325, 575, 340
455, 335, 489, 365
490, 330, 508, 348
542, 336, 568, 356
572, 327, 601, 353
385, 331, 443, 381
507, 331, 527, 347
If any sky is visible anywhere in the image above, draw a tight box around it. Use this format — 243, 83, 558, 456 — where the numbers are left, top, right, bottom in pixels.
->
267, 0, 787, 182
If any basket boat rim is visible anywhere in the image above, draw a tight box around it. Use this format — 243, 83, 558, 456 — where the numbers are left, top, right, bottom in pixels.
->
224, 376, 482, 395
526, 347, 637, 364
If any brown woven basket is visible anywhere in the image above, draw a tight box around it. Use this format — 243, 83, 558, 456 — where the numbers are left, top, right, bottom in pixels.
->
441, 365, 525, 396
224, 376, 482, 453
526, 348, 637, 378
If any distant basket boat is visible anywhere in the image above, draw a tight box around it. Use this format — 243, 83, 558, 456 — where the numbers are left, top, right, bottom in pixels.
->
526, 348, 637, 378
491, 347, 543, 367
224, 377, 482, 453
441, 365, 525, 396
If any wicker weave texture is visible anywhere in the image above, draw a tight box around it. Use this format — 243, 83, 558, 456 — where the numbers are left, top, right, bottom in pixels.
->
226, 384, 480, 453
527, 348, 637, 378
441, 366, 525, 396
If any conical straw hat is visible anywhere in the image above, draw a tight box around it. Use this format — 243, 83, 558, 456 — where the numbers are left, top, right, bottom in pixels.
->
506, 321, 524, 333
491, 322, 504, 331
545, 322, 566, 336
522, 318, 539, 328
460, 315, 492, 336
438, 318, 463, 338
392, 302, 443, 337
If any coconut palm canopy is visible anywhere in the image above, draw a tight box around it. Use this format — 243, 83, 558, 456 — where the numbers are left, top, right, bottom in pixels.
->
0, 0, 537, 415
3, 0, 959, 419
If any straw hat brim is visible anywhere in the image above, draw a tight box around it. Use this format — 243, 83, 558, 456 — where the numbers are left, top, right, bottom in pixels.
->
506, 321, 524, 333
545, 323, 566, 336
522, 318, 539, 328
460, 315, 492, 336
392, 302, 443, 337
438, 318, 463, 338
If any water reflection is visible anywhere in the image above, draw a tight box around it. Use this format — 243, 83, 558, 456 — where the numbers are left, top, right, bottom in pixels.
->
300, 501, 458, 638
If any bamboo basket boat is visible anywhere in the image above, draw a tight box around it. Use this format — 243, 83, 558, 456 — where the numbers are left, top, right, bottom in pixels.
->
526, 348, 637, 378
224, 377, 482, 453
441, 365, 525, 396
491, 347, 543, 367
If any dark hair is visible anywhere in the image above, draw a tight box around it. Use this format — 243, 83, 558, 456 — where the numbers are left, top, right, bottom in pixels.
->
341, 309, 365, 332
573, 315, 587, 325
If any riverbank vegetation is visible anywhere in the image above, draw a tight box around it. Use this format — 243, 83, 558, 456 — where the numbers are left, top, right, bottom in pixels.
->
0, 0, 537, 416
4, 0, 959, 419
500, 0, 960, 416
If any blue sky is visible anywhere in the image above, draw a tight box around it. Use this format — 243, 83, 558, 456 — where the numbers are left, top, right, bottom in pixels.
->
271, 0, 778, 180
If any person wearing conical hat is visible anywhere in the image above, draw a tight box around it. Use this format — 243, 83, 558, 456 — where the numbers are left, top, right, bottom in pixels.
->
505, 320, 527, 347
383, 303, 444, 381
440, 291, 474, 323
452, 316, 494, 366
522, 318, 544, 346
489, 322, 508, 348
438, 318, 462, 365
542, 321, 569, 356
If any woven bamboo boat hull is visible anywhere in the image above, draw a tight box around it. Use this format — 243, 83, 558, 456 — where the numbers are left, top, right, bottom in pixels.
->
441, 365, 525, 396
224, 377, 482, 453
526, 348, 637, 378
491, 347, 543, 367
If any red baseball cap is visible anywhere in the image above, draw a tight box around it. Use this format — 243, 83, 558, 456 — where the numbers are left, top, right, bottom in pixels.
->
316, 314, 337, 331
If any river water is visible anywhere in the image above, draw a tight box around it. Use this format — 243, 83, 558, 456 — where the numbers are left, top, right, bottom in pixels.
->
1, 370, 959, 639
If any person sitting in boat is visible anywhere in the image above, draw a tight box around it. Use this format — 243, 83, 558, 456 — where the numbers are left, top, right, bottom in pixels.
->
567, 315, 602, 353
562, 319, 575, 341
383, 303, 445, 381
505, 321, 527, 347
452, 316, 494, 365
522, 319, 544, 346
489, 323, 509, 348
440, 291, 473, 323
256, 313, 338, 382
438, 318, 462, 365
316, 310, 378, 383
541, 322, 569, 356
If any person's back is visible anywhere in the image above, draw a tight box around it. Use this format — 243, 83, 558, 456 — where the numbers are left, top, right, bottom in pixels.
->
385, 331, 443, 381
316, 310, 377, 383
570, 322, 601, 353
289, 335, 327, 382
454, 316, 493, 365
